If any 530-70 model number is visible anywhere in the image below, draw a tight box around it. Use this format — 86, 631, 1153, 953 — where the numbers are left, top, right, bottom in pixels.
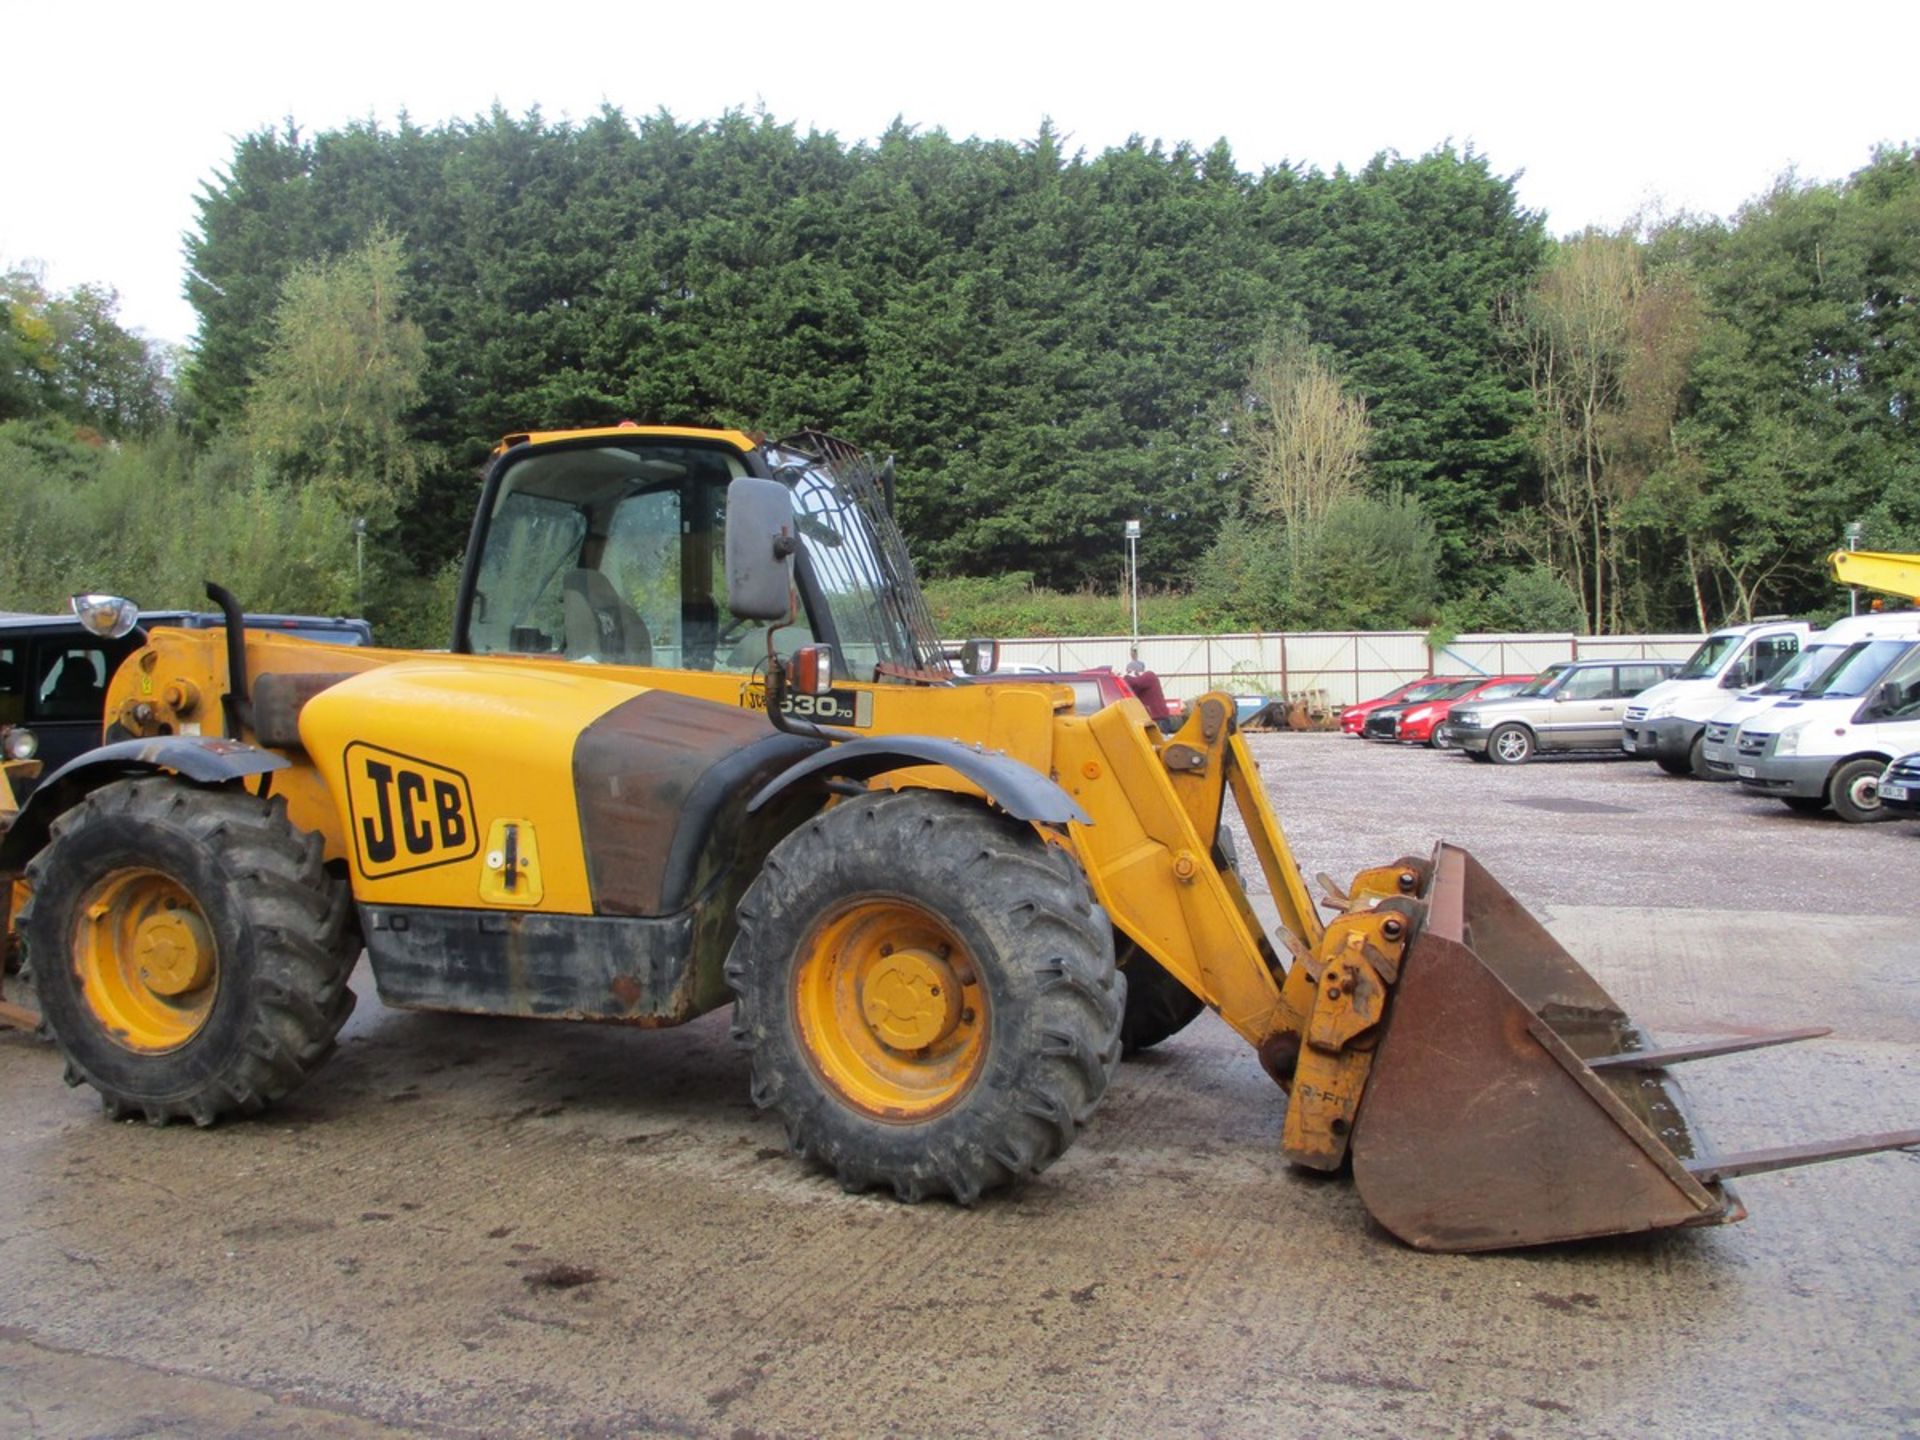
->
740, 683, 874, 728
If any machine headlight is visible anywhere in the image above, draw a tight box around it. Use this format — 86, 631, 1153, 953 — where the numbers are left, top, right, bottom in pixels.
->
1774, 726, 1800, 757
2, 726, 38, 761
1453, 710, 1479, 728
1642, 695, 1676, 720
1402, 706, 1433, 723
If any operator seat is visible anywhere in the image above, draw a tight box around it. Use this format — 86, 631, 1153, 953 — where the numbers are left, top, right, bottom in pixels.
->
563, 569, 653, 666
43, 654, 104, 719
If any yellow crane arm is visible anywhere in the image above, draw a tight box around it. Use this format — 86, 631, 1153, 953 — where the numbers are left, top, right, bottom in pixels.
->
1829, 549, 1920, 602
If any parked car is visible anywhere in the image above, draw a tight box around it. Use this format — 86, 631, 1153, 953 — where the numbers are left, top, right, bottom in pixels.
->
1400, 675, 1533, 747
1446, 659, 1682, 765
1339, 677, 1466, 736
1732, 637, 1920, 821
1621, 619, 1810, 776
1363, 678, 1478, 740
0, 607, 371, 800
1878, 752, 1920, 821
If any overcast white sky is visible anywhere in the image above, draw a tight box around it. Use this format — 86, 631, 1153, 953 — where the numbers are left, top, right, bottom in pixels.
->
4, 1, 1912, 348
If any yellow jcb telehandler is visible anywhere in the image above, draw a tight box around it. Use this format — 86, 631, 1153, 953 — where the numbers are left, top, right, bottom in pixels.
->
3, 427, 1912, 1251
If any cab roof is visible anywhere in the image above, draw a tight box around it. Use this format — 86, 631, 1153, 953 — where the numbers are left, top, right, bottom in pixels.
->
493, 423, 760, 456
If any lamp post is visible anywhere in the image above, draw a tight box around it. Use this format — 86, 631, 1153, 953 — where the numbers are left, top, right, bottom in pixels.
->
1124, 519, 1142, 660
353, 517, 368, 613
1845, 521, 1863, 616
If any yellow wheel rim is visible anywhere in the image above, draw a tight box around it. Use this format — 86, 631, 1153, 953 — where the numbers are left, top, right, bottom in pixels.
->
73, 869, 218, 1053
794, 899, 988, 1118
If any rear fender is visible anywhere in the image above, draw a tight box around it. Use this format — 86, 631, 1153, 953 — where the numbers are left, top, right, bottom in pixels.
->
0, 737, 288, 871
747, 735, 1090, 826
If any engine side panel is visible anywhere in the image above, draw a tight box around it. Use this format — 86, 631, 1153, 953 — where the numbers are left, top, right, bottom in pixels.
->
299, 660, 642, 914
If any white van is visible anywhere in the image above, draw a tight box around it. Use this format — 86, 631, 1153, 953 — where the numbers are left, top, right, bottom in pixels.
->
1732, 635, 1920, 820
1622, 620, 1809, 776
1698, 612, 1920, 779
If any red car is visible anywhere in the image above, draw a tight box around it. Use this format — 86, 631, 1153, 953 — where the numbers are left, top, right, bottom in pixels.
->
1339, 677, 1468, 735
1393, 674, 1534, 747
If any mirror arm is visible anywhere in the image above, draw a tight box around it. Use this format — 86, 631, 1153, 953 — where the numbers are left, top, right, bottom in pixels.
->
760, 598, 859, 746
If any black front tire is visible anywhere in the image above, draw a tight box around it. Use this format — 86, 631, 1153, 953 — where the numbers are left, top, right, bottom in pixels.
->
1688, 733, 1711, 779
1829, 758, 1891, 824
21, 778, 357, 1125
726, 790, 1123, 1203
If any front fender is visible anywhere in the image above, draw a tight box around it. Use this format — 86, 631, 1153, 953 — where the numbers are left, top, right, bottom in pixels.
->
747, 735, 1091, 826
1, 737, 288, 871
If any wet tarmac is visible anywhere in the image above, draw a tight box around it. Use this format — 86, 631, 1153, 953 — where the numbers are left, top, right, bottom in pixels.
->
2, 734, 1915, 1437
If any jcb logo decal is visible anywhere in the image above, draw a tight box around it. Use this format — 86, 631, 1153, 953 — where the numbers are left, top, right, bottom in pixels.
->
344, 743, 479, 879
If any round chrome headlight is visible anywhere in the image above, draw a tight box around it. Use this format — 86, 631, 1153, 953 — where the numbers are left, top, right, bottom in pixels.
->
3, 726, 38, 761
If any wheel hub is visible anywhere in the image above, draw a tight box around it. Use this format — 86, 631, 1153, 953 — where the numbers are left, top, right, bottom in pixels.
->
862, 948, 963, 1051
132, 909, 214, 996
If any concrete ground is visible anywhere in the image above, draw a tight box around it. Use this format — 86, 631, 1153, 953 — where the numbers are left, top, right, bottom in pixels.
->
2, 734, 1915, 1438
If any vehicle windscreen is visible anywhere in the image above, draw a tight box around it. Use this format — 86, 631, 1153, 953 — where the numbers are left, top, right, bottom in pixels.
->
1516, 664, 1570, 697
1474, 680, 1528, 700
1804, 640, 1915, 698
1870, 647, 1920, 719
1761, 643, 1844, 695
1398, 680, 1455, 704
1675, 633, 1741, 680
1430, 679, 1481, 700
762, 435, 949, 680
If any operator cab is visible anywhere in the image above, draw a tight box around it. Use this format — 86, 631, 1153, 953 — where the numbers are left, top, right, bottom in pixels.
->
458, 428, 948, 683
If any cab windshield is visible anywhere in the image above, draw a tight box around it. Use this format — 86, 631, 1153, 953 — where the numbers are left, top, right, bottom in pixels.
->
1869, 647, 1920, 720
1675, 633, 1741, 680
1804, 640, 1915, 698
763, 437, 949, 680
1761, 643, 1843, 695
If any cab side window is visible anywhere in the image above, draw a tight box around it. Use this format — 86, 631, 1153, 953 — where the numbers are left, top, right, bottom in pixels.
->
1750, 636, 1798, 684
34, 644, 110, 721
0, 645, 22, 725
1558, 667, 1615, 701
1615, 664, 1667, 696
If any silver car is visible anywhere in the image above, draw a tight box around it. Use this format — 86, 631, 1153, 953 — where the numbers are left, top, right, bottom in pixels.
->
1448, 659, 1682, 765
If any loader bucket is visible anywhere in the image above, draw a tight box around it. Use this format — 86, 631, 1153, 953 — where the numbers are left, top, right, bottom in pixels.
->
1349, 845, 1918, 1252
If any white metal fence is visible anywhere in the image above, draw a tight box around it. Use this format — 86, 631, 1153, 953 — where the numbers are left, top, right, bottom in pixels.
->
984, 631, 1704, 706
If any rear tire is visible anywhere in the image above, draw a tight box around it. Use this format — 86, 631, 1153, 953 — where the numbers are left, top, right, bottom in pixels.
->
726, 790, 1123, 1203
1829, 758, 1891, 823
1117, 943, 1204, 1056
21, 778, 357, 1125
1488, 724, 1534, 765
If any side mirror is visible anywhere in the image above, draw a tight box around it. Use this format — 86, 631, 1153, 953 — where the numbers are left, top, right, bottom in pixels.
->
725, 478, 797, 622
1720, 661, 1751, 689
959, 638, 999, 676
